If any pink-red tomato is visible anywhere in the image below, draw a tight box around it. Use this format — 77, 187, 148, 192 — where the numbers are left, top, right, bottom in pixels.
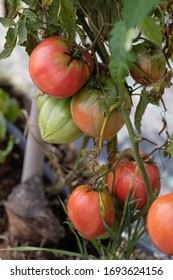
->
147, 193, 173, 255
107, 151, 161, 209
67, 185, 115, 240
71, 83, 131, 141
129, 42, 166, 86
29, 36, 94, 98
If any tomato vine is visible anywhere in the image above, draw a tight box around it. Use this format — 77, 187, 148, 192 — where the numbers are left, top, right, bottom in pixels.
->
1, 0, 173, 259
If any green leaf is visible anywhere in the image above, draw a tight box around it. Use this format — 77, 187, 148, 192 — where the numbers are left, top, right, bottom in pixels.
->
0, 27, 17, 59
21, 0, 34, 5
26, 18, 42, 33
5, 0, 20, 18
58, 0, 76, 46
42, 0, 53, 8
0, 87, 21, 122
17, 16, 27, 45
167, 135, 173, 160
0, 246, 81, 258
134, 90, 159, 134
25, 33, 39, 55
109, 22, 136, 81
109, 21, 136, 84
110, 21, 135, 57
102, 220, 118, 242
24, 9, 38, 22
21, 0, 41, 11
0, 112, 6, 139
0, 88, 9, 114
44, 1, 61, 37
122, 0, 161, 27
139, 16, 163, 46
109, 55, 129, 84
0, 17, 15, 27
0, 135, 15, 164
5, 98, 21, 122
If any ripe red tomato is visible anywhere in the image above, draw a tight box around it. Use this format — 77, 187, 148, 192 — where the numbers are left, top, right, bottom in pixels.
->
107, 151, 160, 209
129, 41, 166, 86
29, 36, 94, 98
147, 193, 173, 255
71, 81, 131, 141
67, 185, 115, 240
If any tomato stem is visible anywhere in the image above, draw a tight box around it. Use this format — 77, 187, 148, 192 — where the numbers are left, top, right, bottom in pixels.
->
118, 85, 156, 208
89, 148, 131, 186
99, 103, 119, 151
76, 9, 109, 64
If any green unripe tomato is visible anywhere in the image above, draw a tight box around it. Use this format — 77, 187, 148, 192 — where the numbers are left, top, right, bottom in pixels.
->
37, 94, 83, 144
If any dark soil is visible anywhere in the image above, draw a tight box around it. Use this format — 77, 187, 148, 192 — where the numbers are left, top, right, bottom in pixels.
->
0, 79, 80, 260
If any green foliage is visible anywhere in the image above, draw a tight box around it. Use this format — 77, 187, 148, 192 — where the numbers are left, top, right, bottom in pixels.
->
109, 55, 128, 85
0, 0, 173, 260
21, 0, 35, 5
0, 87, 21, 164
17, 15, 27, 45
0, 0, 76, 57
0, 111, 6, 139
0, 135, 15, 164
0, 88, 21, 122
58, 0, 76, 46
109, 22, 135, 84
0, 246, 81, 258
122, 0, 161, 28
0, 17, 15, 27
109, 0, 162, 84
42, 0, 53, 8
134, 90, 159, 134
4, 0, 20, 18
0, 27, 17, 59
138, 16, 163, 46
166, 135, 173, 160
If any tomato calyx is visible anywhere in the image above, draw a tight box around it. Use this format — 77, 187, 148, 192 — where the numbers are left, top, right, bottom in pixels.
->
64, 46, 91, 66
88, 181, 108, 193
118, 150, 154, 165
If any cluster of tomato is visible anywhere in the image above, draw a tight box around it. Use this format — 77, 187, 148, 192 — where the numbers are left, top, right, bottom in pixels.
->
67, 151, 173, 256
29, 36, 173, 256
29, 36, 130, 144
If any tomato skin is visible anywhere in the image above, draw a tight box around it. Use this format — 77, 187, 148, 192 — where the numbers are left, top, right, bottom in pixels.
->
67, 185, 115, 240
37, 93, 83, 144
129, 42, 166, 86
147, 193, 173, 255
29, 36, 94, 98
107, 152, 160, 209
71, 84, 131, 141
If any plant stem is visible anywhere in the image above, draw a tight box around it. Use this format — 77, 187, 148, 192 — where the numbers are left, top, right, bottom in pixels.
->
47, 135, 92, 196
99, 103, 119, 151
118, 85, 155, 206
77, 10, 109, 64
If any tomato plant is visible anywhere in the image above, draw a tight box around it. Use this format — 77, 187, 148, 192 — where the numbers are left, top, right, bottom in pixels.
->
1, 0, 173, 260
67, 185, 115, 240
147, 193, 173, 255
36, 93, 83, 144
29, 36, 94, 98
71, 80, 131, 141
107, 152, 161, 209
129, 41, 166, 86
